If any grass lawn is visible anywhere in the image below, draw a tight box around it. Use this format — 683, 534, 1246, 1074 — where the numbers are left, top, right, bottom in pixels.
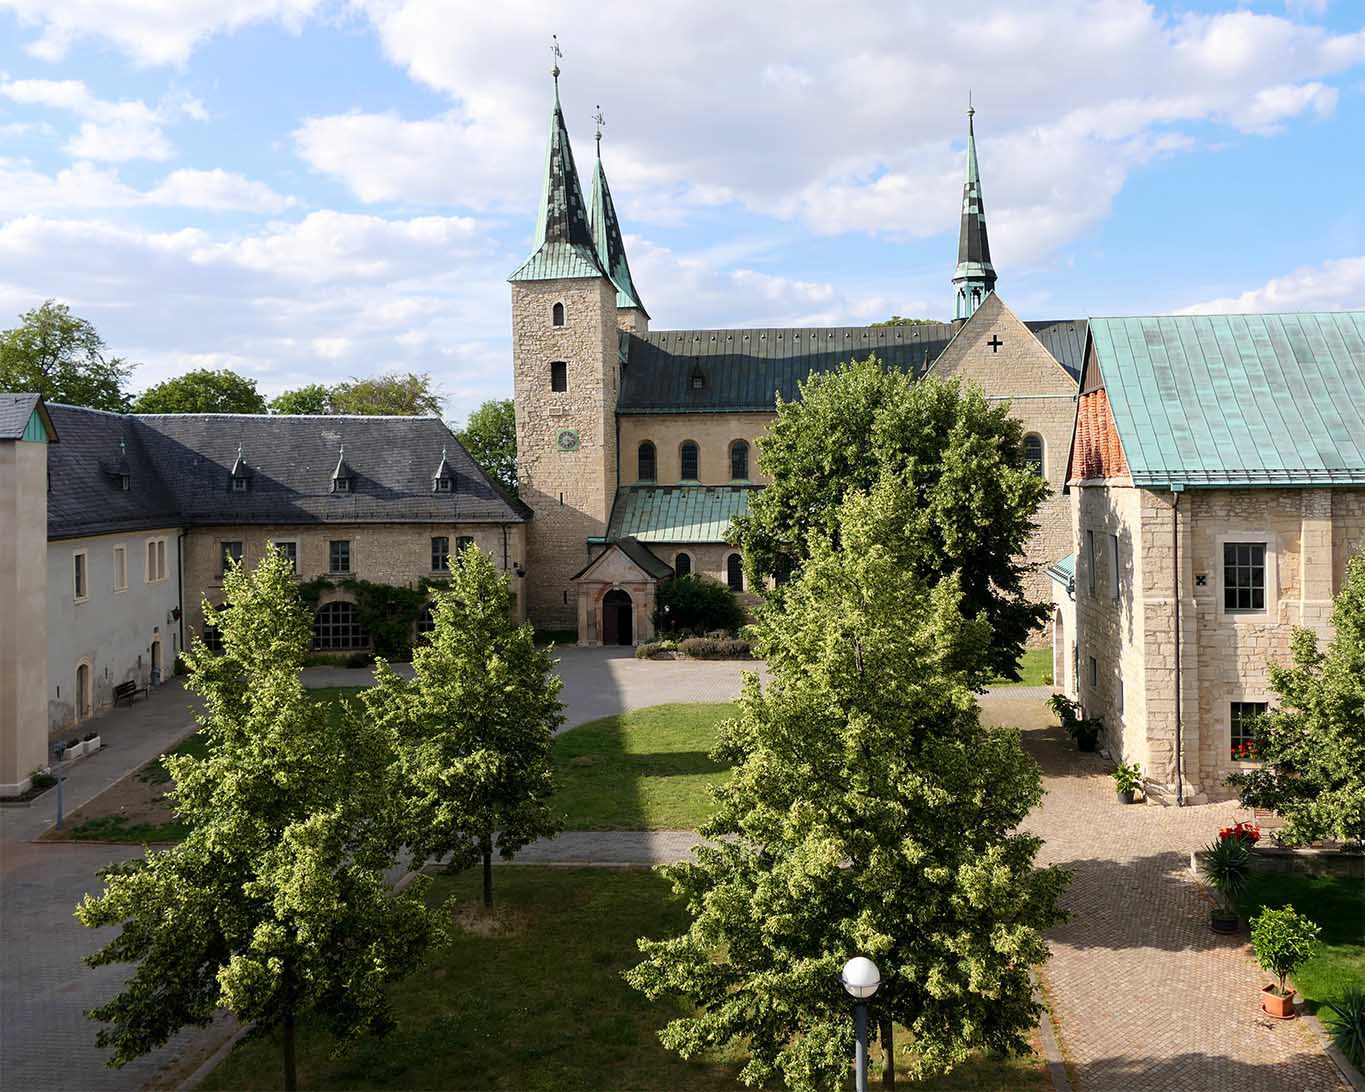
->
987, 648, 1053, 688
552, 703, 734, 830
60, 687, 363, 844
1238, 871, 1365, 1011
200, 867, 1050, 1092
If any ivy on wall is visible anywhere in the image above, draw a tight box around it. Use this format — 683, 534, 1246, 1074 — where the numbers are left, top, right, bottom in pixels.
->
298, 576, 450, 660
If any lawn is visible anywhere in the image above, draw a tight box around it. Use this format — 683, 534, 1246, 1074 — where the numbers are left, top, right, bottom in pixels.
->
1238, 870, 1365, 1011
552, 703, 735, 830
200, 867, 1050, 1092
987, 647, 1053, 688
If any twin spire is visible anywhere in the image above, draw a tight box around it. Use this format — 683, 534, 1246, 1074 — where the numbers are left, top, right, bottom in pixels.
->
508, 45, 647, 317
953, 98, 997, 320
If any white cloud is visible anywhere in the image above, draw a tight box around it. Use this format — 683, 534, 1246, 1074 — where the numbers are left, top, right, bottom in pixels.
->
0, 79, 205, 161
1179, 256, 1365, 313
0, 0, 321, 67
0, 159, 294, 213
291, 0, 1365, 266
146, 169, 295, 212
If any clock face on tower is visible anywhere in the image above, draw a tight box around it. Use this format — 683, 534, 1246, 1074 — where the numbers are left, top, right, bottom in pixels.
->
557, 429, 580, 452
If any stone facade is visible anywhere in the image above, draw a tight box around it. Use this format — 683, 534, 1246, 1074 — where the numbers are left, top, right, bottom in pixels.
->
574, 547, 661, 646
182, 521, 528, 643
618, 413, 773, 486
512, 276, 620, 628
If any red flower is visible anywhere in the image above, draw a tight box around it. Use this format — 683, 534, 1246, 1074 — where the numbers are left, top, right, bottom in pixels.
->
1218, 821, 1260, 845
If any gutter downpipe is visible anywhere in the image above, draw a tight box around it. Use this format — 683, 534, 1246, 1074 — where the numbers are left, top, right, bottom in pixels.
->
1171, 484, 1184, 807
176, 530, 187, 658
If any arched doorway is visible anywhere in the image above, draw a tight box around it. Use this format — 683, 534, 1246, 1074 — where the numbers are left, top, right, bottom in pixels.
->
76, 663, 91, 721
602, 589, 633, 646
1052, 609, 1065, 693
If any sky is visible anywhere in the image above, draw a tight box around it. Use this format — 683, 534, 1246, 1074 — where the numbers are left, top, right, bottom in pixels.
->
1, 0, 1363, 424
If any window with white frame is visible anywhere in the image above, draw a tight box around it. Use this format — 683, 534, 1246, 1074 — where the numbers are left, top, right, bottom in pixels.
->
112, 544, 127, 592
146, 537, 168, 582
73, 550, 88, 602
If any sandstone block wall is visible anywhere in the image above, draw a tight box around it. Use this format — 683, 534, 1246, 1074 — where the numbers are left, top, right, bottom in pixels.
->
617, 413, 774, 485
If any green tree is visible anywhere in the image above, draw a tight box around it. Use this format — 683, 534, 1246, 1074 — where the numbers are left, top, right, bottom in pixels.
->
328, 371, 443, 416
870, 316, 941, 326
76, 549, 442, 1091
628, 489, 1069, 1089
364, 544, 563, 908
731, 357, 1049, 679
270, 384, 330, 415
654, 573, 744, 635
132, 367, 267, 414
1229, 544, 1365, 847
457, 397, 517, 493
0, 300, 133, 411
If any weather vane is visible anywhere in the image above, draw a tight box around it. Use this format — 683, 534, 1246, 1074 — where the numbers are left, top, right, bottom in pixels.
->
968, 89, 974, 118
594, 105, 605, 156
551, 34, 562, 91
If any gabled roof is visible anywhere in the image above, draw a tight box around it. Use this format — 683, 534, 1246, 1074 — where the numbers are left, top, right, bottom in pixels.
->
617, 319, 1087, 412
607, 485, 753, 543
0, 392, 57, 441
1087, 312, 1365, 488
571, 536, 672, 582
590, 151, 647, 315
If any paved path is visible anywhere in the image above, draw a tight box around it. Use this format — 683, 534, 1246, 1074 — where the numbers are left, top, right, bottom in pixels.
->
983, 693, 1345, 1092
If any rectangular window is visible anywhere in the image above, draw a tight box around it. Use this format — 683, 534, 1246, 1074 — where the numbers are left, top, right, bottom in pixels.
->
145, 538, 167, 583
273, 541, 298, 574
457, 535, 475, 553
550, 361, 568, 392
73, 550, 87, 602
431, 536, 450, 571
1224, 542, 1266, 612
329, 540, 351, 574
1086, 530, 1097, 596
221, 540, 243, 575
232, 477, 248, 493
1231, 701, 1267, 761
1108, 533, 1120, 598
1088, 656, 1098, 688
112, 545, 127, 592
157, 539, 166, 581
146, 540, 156, 582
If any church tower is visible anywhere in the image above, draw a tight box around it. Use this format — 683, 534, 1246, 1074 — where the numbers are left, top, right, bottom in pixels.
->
509, 57, 621, 629
588, 111, 650, 335
952, 102, 997, 320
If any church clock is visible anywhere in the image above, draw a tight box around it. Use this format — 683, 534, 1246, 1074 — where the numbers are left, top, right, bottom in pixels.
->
556, 429, 580, 452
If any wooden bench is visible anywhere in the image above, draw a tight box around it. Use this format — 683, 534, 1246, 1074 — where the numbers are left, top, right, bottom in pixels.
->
113, 680, 148, 706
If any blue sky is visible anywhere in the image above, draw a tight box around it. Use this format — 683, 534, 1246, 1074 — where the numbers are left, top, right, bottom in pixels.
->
1, 0, 1362, 422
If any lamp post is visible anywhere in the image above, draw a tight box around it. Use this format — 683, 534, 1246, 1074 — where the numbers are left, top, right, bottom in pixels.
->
841, 956, 880, 1092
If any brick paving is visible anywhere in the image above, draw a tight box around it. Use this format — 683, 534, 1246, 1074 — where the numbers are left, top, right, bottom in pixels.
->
985, 693, 1346, 1092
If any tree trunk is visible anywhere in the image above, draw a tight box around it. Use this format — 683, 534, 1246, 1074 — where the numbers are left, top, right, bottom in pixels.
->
879, 1014, 895, 1089
481, 834, 493, 909
283, 1007, 297, 1091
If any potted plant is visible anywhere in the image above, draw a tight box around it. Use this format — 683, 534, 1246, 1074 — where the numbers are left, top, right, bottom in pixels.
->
1112, 761, 1142, 804
83, 730, 101, 753
1197, 834, 1250, 933
1218, 821, 1260, 845
65, 737, 84, 760
1250, 904, 1321, 1019
1046, 694, 1104, 752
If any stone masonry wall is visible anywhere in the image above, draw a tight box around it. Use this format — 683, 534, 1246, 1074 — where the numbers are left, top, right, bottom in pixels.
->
618, 413, 774, 485
513, 277, 619, 629
183, 521, 527, 645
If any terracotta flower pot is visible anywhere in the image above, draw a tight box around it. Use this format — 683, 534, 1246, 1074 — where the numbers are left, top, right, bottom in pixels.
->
1261, 984, 1296, 1019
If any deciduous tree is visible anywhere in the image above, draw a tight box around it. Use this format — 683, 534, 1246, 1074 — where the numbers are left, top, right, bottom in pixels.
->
457, 397, 517, 493
629, 487, 1068, 1090
0, 300, 133, 411
731, 357, 1049, 679
76, 550, 442, 1091
270, 384, 329, 415
1230, 545, 1365, 847
328, 371, 443, 416
365, 544, 563, 907
132, 367, 267, 414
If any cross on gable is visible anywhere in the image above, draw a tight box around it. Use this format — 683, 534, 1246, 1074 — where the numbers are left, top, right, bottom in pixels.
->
987, 335, 1003, 352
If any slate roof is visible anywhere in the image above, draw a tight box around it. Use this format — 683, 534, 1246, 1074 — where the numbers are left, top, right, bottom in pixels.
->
43, 407, 529, 539
954, 107, 996, 291
1088, 312, 1365, 488
618, 319, 1088, 412
590, 152, 647, 315
606, 485, 753, 543
0, 392, 54, 440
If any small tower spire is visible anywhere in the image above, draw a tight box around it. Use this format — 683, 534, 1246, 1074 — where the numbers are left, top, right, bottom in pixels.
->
588, 111, 648, 319
952, 96, 997, 321
593, 104, 604, 159
550, 35, 562, 101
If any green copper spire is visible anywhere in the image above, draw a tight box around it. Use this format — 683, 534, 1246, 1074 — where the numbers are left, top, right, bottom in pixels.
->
952, 97, 997, 320
588, 108, 649, 317
509, 43, 607, 284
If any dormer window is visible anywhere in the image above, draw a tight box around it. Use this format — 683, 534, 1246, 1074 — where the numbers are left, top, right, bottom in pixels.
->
331, 445, 356, 494
432, 445, 457, 493
435, 478, 452, 493
119, 472, 131, 491
232, 477, 249, 493
333, 476, 352, 494
229, 445, 253, 493
690, 366, 706, 391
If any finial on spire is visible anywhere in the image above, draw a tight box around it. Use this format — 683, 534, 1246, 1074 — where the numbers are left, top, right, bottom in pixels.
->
550, 34, 562, 96
119, 437, 126, 456
237, 443, 243, 459
441, 444, 447, 460
593, 105, 604, 157
967, 89, 974, 119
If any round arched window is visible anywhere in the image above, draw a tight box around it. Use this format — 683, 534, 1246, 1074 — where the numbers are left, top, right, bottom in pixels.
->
674, 552, 692, 577
638, 441, 656, 481
313, 601, 369, 650
552, 301, 565, 326
680, 441, 700, 481
726, 553, 744, 592
729, 440, 749, 481
1023, 434, 1045, 477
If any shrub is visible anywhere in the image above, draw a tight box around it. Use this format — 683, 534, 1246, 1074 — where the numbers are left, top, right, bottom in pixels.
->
655, 574, 744, 635
1198, 834, 1250, 914
635, 640, 679, 659
678, 637, 753, 660
31, 771, 57, 790
1046, 693, 1103, 749
1323, 986, 1365, 1067
83, 731, 98, 742
1251, 904, 1322, 997
343, 651, 374, 669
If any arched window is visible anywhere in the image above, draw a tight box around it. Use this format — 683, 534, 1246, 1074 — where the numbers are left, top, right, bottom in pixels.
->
1023, 434, 1045, 477
726, 553, 744, 592
550, 361, 568, 392
638, 441, 656, 481
552, 301, 565, 326
674, 552, 691, 577
313, 601, 369, 650
729, 440, 749, 481
680, 441, 699, 481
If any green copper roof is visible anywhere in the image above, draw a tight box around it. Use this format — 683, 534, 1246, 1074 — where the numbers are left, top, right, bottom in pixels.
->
590, 152, 648, 315
607, 485, 754, 543
953, 105, 996, 296
1045, 553, 1075, 594
1089, 312, 1365, 488
509, 87, 606, 284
